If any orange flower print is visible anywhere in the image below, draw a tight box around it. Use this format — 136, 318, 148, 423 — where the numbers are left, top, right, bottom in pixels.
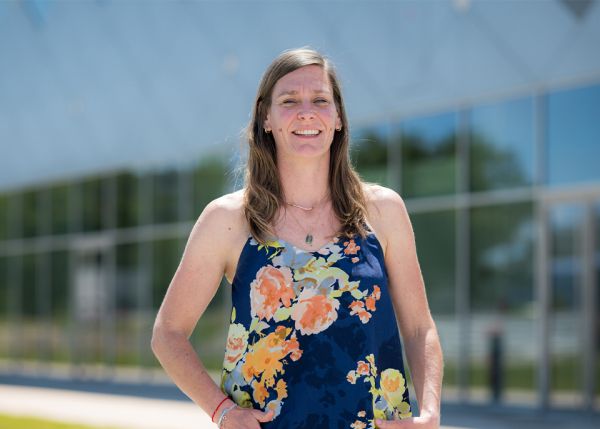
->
349, 300, 372, 324
358, 410, 366, 418
349, 285, 381, 324
283, 332, 303, 361
365, 296, 376, 312
356, 360, 370, 376
251, 378, 269, 407
250, 266, 295, 321
359, 311, 372, 323
350, 421, 366, 429
275, 379, 288, 400
291, 287, 339, 335
372, 285, 381, 300
347, 355, 373, 385
343, 239, 361, 255
351, 256, 359, 263
241, 327, 290, 386
349, 300, 364, 312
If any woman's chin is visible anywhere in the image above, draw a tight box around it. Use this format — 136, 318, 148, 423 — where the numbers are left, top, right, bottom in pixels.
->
289, 143, 331, 159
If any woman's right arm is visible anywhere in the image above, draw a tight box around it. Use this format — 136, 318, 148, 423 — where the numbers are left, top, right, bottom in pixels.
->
150, 195, 272, 427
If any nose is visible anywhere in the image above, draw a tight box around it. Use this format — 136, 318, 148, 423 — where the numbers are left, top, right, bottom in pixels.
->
297, 105, 315, 120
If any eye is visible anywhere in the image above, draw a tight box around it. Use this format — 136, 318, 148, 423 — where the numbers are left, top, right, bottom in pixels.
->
282, 99, 296, 105
315, 98, 329, 104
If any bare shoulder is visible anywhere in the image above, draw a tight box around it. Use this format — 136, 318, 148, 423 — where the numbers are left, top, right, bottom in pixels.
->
196, 188, 246, 234
184, 189, 247, 266
362, 184, 411, 254
201, 188, 245, 222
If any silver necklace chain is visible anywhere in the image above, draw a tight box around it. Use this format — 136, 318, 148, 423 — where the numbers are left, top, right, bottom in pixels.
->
284, 191, 329, 211
284, 199, 329, 246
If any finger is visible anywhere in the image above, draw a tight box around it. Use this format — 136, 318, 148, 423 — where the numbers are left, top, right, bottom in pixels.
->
375, 418, 408, 428
252, 408, 275, 422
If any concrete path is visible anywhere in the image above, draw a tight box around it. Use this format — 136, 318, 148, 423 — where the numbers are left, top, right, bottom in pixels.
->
1, 383, 599, 429
0, 384, 463, 429
0, 384, 211, 429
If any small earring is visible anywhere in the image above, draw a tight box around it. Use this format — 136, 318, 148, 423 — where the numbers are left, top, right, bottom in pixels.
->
336, 126, 342, 131
264, 128, 271, 133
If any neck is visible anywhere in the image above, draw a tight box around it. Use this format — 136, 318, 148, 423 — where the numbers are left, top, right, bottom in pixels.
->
278, 154, 330, 208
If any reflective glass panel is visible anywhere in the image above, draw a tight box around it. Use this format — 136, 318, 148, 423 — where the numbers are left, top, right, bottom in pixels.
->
82, 177, 103, 232
547, 83, 600, 186
153, 168, 180, 224
411, 209, 457, 391
397, 112, 457, 198
116, 243, 140, 366
0, 195, 7, 240
469, 97, 534, 191
549, 204, 584, 408
22, 253, 37, 359
595, 202, 600, 408
0, 257, 7, 357
71, 246, 110, 365
5, 255, 21, 360
470, 202, 535, 404
193, 157, 229, 217
22, 190, 38, 238
50, 184, 69, 235
50, 249, 69, 362
352, 124, 390, 187
152, 238, 183, 312
2, 194, 21, 239
116, 172, 140, 229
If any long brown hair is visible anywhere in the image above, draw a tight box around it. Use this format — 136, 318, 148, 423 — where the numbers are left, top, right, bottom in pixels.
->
243, 47, 368, 244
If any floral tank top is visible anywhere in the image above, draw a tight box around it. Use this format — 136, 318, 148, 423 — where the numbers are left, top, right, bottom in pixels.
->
220, 231, 412, 429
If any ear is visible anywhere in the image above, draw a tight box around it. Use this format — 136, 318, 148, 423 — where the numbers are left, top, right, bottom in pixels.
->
335, 114, 342, 130
263, 113, 271, 132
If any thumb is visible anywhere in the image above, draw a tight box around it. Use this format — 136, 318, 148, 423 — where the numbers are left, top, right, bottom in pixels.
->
252, 408, 275, 422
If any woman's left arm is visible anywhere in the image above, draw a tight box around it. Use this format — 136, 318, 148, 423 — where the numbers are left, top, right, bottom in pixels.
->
373, 187, 443, 428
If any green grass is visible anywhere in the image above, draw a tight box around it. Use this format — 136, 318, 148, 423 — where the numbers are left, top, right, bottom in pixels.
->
0, 414, 121, 429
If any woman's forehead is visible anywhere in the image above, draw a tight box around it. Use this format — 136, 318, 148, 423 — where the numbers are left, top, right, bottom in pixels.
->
273, 66, 332, 96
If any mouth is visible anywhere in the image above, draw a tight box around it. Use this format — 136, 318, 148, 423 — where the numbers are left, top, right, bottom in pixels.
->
292, 129, 322, 138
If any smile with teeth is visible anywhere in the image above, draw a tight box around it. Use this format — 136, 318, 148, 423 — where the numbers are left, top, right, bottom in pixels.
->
293, 129, 321, 136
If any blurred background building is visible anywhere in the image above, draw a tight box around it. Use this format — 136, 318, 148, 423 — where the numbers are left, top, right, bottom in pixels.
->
1, 0, 599, 416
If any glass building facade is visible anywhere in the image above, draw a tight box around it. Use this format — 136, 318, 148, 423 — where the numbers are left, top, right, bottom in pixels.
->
1, 80, 599, 412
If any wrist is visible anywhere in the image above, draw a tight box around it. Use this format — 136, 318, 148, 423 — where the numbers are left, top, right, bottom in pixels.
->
216, 402, 238, 428
419, 409, 440, 424
211, 396, 233, 423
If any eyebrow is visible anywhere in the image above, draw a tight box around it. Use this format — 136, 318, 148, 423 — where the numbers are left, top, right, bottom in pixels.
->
275, 89, 331, 98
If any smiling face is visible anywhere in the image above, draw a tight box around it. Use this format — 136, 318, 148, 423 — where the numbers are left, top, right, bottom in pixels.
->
264, 65, 342, 160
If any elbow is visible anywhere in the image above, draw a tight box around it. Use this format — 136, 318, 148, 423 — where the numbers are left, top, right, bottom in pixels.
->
151, 323, 171, 356
150, 323, 187, 356
150, 326, 163, 356
404, 317, 439, 342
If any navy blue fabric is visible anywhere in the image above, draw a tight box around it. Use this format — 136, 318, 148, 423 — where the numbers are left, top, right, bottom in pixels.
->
220, 232, 412, 428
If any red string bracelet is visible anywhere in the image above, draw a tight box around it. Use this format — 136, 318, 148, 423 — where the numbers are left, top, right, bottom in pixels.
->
211, 396, 230, 422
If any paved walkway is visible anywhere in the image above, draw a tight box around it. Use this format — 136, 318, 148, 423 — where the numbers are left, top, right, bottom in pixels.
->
0, 384, 210, 429
0, 382, 599, 429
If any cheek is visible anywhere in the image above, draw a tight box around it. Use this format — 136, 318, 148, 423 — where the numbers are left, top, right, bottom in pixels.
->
321, 108, 338, 123
271, 109, 295, 124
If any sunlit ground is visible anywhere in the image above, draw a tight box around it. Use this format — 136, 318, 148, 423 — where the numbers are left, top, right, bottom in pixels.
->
0, 414, 119, 429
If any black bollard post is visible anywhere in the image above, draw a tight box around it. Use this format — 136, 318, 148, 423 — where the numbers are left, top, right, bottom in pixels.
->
489, 329, 503, 403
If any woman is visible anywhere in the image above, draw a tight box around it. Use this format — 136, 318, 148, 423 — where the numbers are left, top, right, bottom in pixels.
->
151, 47, 443, 429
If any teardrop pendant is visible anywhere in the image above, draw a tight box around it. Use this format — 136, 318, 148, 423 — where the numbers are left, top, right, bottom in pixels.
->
305, 234, 313, 245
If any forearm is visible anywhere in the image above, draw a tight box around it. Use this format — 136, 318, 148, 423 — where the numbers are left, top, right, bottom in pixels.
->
403, 323, 443, 418
151, 328, 231, 418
